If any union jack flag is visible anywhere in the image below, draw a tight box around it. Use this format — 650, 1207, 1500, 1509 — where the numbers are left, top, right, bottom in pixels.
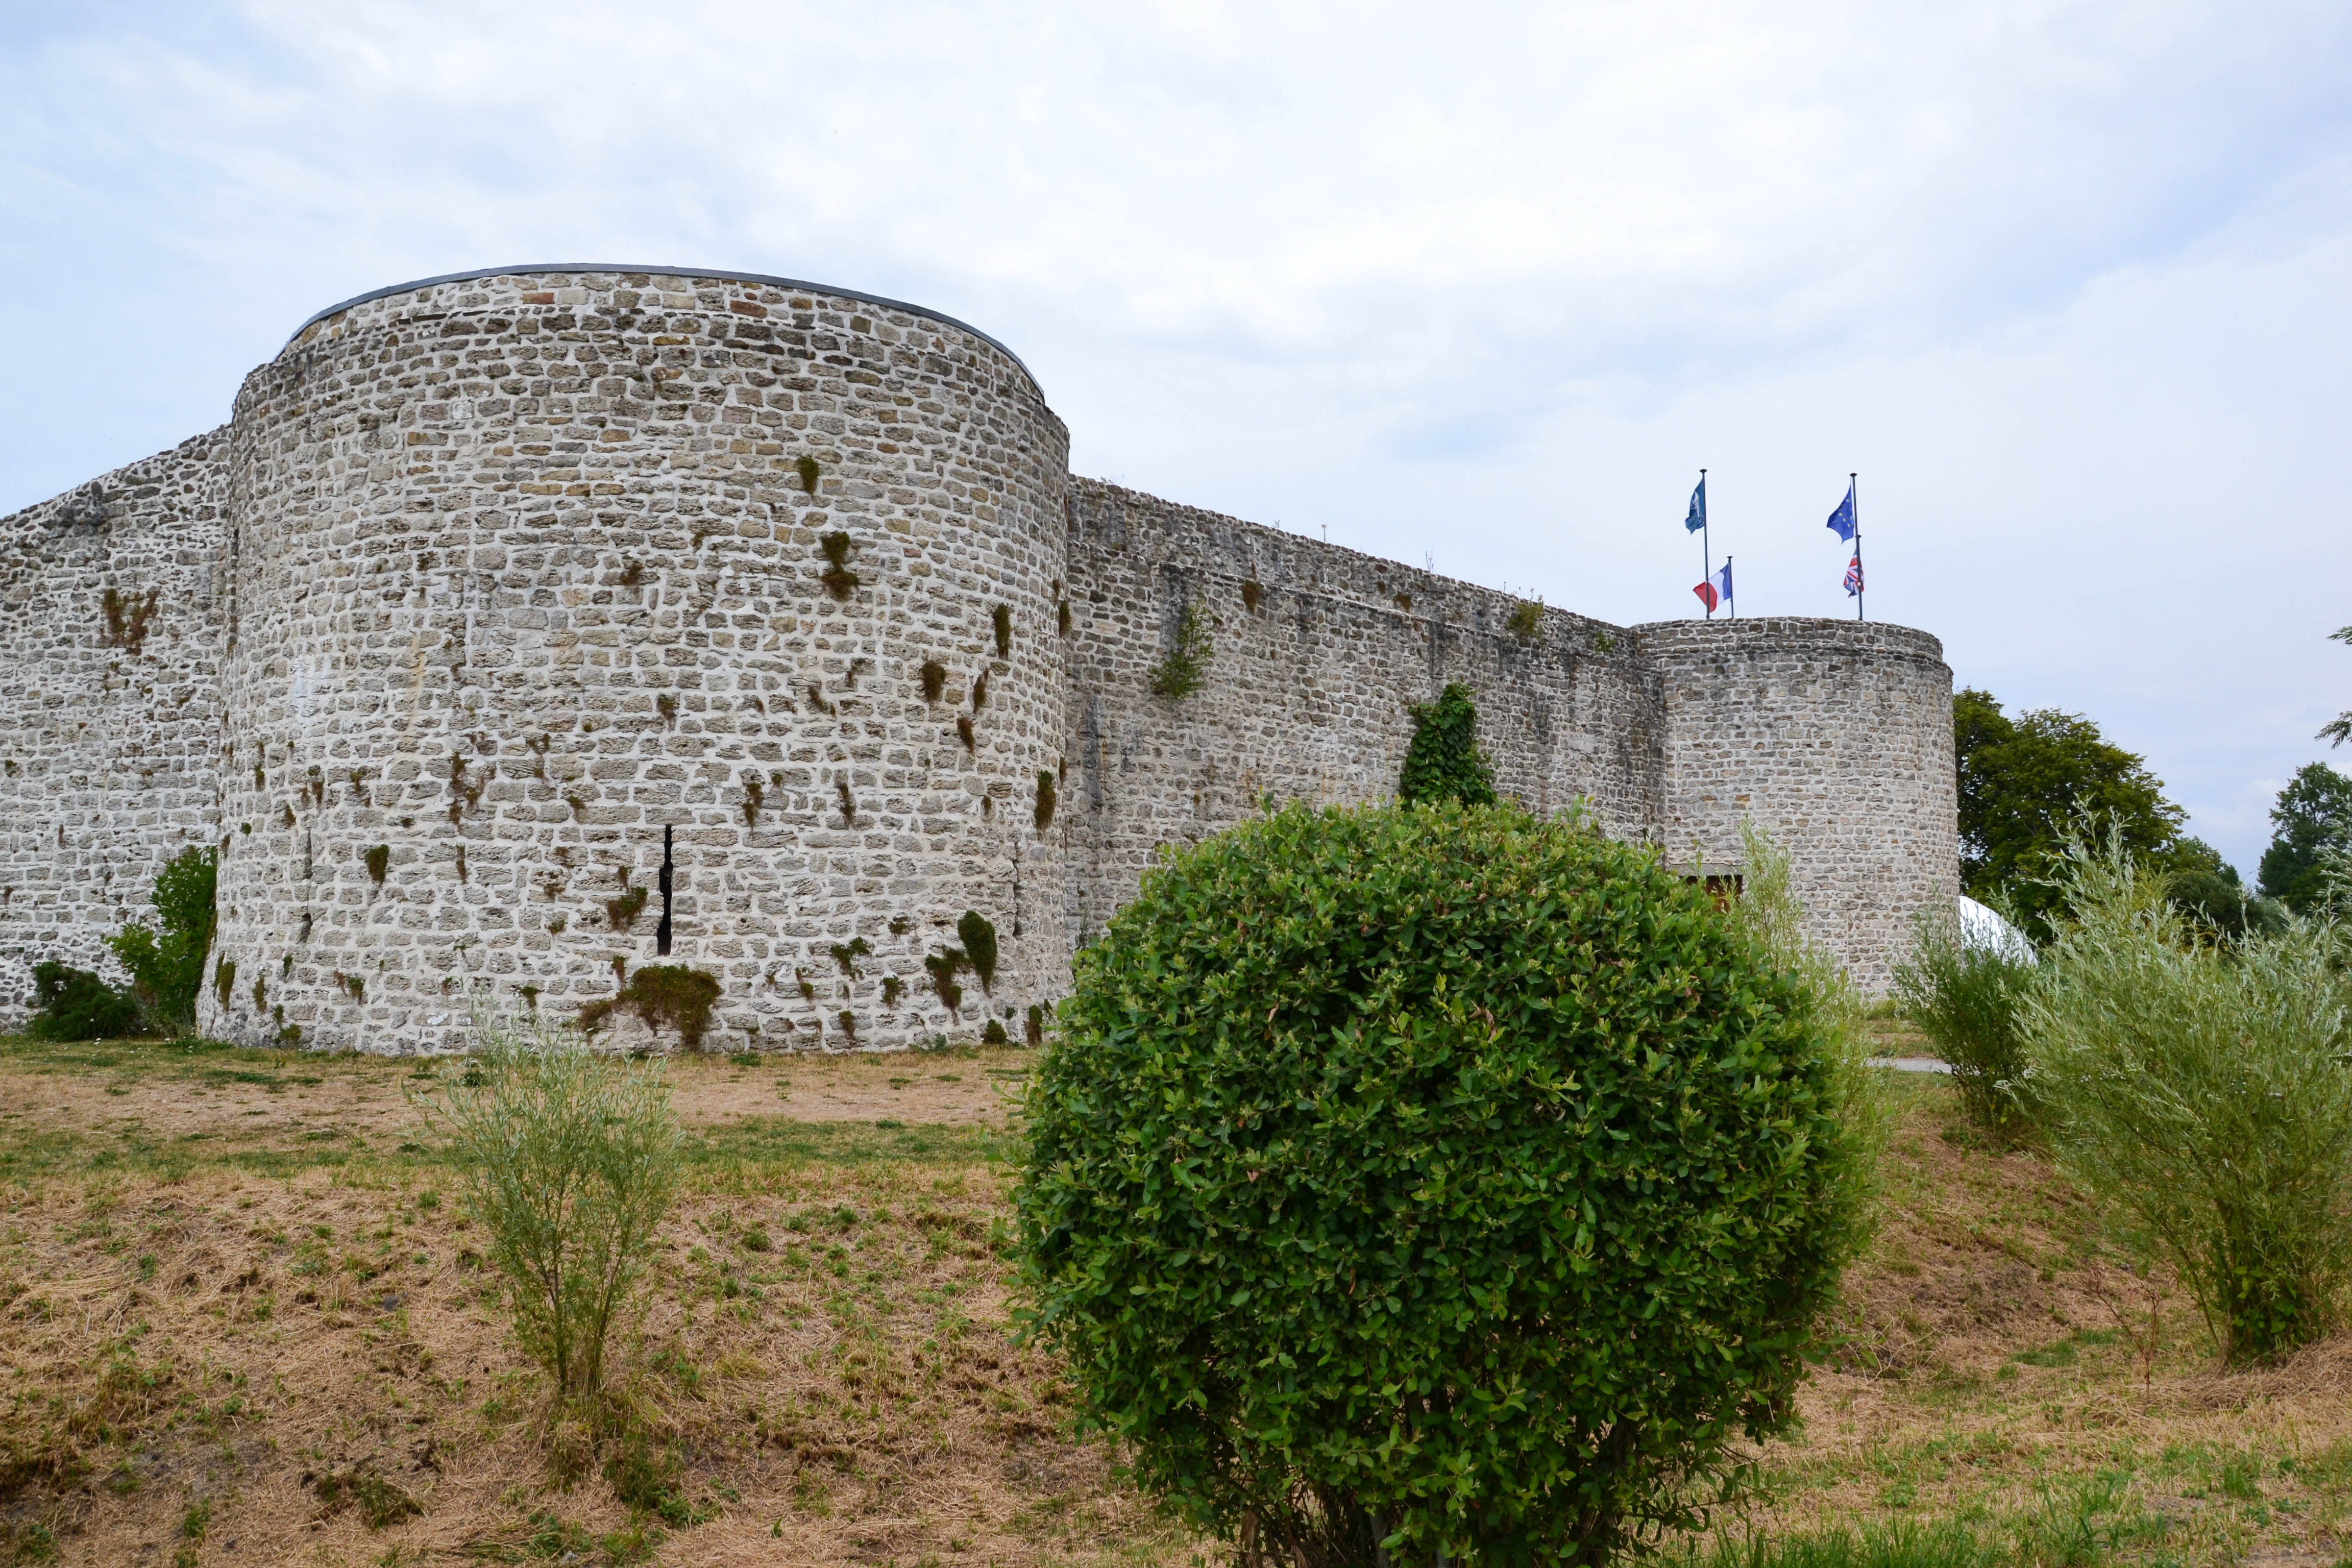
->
1843, 555, 1864, 596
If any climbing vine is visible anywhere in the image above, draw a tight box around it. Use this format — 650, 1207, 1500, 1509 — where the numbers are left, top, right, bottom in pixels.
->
1397, 683, 1498, 807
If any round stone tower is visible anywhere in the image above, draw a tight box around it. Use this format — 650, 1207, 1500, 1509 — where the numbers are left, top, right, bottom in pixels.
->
1635, 616, 1958, 994
201, 267, 1070, 1053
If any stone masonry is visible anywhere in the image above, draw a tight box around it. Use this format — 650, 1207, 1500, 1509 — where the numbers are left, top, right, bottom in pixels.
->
0, 266, 1957, 1052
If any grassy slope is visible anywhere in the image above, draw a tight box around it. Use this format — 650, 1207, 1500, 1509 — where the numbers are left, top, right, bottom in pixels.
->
0, 1037, 2347, 1567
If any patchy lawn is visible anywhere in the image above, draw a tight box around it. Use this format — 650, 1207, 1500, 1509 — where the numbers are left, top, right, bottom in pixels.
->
1, 1035, 2347, 1566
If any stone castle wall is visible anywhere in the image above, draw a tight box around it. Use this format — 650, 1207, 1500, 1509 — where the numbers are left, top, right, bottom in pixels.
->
0, 431, 230, 1008
0, 266, 1958, 1049
1058, 479, 1667, 947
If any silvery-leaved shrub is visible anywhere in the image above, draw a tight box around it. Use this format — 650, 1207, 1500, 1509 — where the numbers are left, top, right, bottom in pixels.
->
1013, 802, 1873, 1568
417, 1005, 682, 1407
2023, 836, 2352, 1364
1892, 906, 2038, 1141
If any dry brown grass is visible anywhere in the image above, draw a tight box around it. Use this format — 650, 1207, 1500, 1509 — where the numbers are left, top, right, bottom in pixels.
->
1739, 1068, 2352, 1566
3, 1037, 2350, 1567
0, 1040, 1185, 1566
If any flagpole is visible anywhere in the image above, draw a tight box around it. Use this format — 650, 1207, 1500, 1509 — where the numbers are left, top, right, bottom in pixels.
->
1700, 469, 1711, 619
1726, 555, 1734, 620
1851, 473, 1863, 622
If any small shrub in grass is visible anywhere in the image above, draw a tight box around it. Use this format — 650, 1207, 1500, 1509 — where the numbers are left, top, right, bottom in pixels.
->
1013, 802, 1874, 1568
105, 846, 216, 1035
2023, 835, 2352, 1363
1891, 907, 2038, 1141
26, 960, 141, 1041
417, 1005, 682, 1407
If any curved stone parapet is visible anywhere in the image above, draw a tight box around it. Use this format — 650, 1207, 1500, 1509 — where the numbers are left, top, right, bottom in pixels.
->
201, 268, 1070, 1052
1633, 616, 1957, 993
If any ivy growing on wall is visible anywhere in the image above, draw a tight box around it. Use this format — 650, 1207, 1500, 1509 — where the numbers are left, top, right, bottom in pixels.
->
1398, 683, 1498, 807
958, 911, 998, 993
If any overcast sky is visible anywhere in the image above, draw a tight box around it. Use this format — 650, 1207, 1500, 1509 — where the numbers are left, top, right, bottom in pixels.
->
4, 0, 2346, 876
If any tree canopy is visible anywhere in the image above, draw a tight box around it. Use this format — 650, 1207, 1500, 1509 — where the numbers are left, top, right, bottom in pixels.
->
2320, 624, 2351, 748
1954, 689, 2190, 939
2258, 762, 2352, 915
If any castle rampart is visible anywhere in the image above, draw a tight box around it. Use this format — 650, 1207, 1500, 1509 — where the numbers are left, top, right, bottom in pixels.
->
0, 266, 1957, 1050
0, 430, 229, 1003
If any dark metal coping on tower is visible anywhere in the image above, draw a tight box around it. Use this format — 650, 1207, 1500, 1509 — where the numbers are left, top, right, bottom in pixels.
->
283, 264, 1043, 394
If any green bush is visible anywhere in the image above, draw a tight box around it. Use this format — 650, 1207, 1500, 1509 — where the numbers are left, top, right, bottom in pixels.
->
105, 846, 216, 1034
25, 960, 142, 1041
418, 1006, 682, 1404
1396, 683, 1496, 807
2022, 838, 2352, 1363
1014, 802, 1872, 1567
1890, 910, 2037, 1140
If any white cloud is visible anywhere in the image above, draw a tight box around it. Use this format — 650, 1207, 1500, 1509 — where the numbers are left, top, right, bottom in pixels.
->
2, 0, 2347, 872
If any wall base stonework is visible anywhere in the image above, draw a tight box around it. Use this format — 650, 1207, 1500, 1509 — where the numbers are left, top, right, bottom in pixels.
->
0, 267, 1957, 1047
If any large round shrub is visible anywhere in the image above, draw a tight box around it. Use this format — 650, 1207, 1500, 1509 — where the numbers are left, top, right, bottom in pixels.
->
1014, 802, 1866, 1567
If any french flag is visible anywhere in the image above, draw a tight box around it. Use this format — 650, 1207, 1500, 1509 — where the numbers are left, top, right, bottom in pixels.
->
1693, 559, 1731, 614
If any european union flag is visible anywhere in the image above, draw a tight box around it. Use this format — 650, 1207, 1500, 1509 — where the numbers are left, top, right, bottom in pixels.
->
1826, 481, 1857, 543
1684, 475, 1706, 533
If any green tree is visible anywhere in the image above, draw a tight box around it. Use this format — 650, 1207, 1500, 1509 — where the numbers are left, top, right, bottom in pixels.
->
2166, 839, 2287, 942
2258, 762, 2352, 916
1396, 682, 1497, 807
2319, 624, 2351, 747
105, 846, 216, 1035
1954, 689, 2187, 940
1014, 802, 1871, 1567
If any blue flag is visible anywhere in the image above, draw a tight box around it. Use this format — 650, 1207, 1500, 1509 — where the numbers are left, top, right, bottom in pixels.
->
1826, 481, 1857, 543
1684, 476, 1706, 533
